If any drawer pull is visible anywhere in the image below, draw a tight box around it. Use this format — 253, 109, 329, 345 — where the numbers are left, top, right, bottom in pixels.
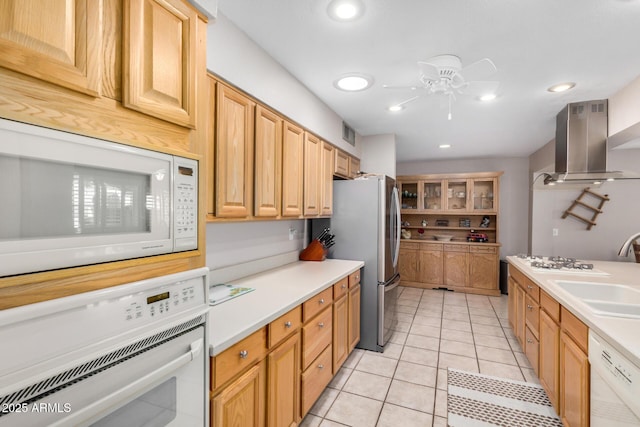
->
356, 275, 359, 280
526, 339, 533, 344
527, 285, 533, 290
527, 304, 533, 310
317, 364, 324, 369
284, 321, 292, 328
239, 350, 248, 359
318, 322, 325, 328
319, 298, 325, 304
342, 284, 347, 289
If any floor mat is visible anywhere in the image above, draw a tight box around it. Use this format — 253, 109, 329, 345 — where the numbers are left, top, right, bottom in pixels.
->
447, 368, 562, 427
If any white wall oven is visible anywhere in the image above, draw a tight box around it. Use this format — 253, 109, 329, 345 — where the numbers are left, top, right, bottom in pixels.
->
0, 267, 209, 427
0, 118, 198, 277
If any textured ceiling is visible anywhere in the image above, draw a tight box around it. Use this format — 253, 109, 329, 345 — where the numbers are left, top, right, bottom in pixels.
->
217, 0, 640, 162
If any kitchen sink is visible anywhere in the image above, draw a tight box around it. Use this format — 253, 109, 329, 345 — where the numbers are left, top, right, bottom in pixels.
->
552, 280, 640, 319
584, 301, 640, 319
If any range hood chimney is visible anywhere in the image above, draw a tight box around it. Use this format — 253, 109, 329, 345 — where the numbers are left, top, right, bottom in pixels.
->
545, 99, 640, 184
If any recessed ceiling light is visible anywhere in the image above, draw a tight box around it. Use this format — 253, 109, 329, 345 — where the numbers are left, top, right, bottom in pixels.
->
547, 82, 576, 93
327, 0, 365, 21
334, 74, 372, 91
479, 93, 497, 102
388, 105, 403, 112
439, 144, 451, 149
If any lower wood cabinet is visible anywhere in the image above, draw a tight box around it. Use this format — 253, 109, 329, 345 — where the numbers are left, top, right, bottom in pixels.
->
399, 241, 499, 295
211, 271, 363, 426
332, 278, 349, 373
508, 264, 590, 427
211, 360, 266, 427
267, 332, 301, 427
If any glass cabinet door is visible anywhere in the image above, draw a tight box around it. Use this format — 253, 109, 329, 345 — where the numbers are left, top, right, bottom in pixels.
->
471, 178, 496, 211
399, 181, 419, 210
422, 181, 443, 211
445, 180, 468, 211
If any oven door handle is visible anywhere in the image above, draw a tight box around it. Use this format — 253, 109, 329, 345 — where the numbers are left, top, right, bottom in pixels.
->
49, 337, 204, 427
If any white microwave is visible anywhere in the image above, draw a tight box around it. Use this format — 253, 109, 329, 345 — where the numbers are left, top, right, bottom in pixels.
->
0, 119, 198, 277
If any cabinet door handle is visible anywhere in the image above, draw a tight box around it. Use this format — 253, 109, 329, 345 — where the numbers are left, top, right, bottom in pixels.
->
526, 339, 533, 344
284, 321, 292, 328
318, 322, 325, 328
319, 298, 325, 304
239, 350, 248, 359
355, 275, 359, 281
527, 304, 533, 310
317, 364, 324, 369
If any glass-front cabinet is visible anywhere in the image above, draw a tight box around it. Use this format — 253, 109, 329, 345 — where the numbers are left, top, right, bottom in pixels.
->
445, 179, 468, 211
422, 181, 443, 211
470, 178, 497, 212
399, 181, 419, 211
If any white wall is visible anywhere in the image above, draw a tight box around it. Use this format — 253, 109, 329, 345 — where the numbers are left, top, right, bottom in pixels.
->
204, 13, 367, 272
360, 134, 397, 178
397, 157, 530, 259
206, 13, 361, 158
530, 149, 640, 261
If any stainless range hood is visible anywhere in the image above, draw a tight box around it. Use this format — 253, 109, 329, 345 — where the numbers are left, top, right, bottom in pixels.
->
545, 99, 640, 184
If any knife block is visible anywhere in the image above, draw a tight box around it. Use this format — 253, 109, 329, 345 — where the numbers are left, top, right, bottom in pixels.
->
299, 240, 327, 261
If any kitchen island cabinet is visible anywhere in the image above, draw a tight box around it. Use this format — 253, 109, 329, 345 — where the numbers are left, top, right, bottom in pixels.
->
208, 260, 364, 426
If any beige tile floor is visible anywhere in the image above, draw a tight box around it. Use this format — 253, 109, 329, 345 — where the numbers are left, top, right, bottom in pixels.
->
300, 286, 540, 427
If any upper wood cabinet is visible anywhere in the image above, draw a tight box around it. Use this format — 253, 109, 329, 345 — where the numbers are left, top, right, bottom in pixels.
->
303, 133, 321, 216
281, 121, 304, 218
123, 0, 198, 128
254, 105, 282, 217
0, 0, 102, 96
215, 82, 255, 218
349, 156, 361, 179
320, 141, 334, 216
334, 150, 349, 178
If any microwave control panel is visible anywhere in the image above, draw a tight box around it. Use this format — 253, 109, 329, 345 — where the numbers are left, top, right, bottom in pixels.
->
173, 158, 198, 251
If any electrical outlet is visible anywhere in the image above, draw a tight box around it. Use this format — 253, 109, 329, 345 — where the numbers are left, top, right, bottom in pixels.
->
289, 228, 297, 240
552, 228, 559, 237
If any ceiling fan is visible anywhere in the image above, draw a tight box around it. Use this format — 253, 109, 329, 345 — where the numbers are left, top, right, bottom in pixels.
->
383, 54, 500, 120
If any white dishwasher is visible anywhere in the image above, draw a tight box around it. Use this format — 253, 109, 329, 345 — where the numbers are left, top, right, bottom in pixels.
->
589, 331, 640, 426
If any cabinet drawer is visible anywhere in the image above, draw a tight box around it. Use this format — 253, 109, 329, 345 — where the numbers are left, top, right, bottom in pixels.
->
214, 327, 268, 389
268, 305, 302, 348
302, 307, 332, 369
301, 344, 333, 416
540, 290, 560, 323
443, 244, 468, 252
348, 270, 361, 288
469, 245, 497, 254
561, 307, 588, 353
401, 242, 419, 250
420, 243, 443, 251
525, 294, 539, 338
333, 277, 349, 300
303, 287, 333, 322
525, 326, 539, 374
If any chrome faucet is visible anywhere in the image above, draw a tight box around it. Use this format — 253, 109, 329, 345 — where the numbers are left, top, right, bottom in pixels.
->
618, 232, 640, 257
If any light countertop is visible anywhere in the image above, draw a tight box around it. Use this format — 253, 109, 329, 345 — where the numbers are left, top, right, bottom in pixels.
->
208, 259, 364, 357
507, 256, 640, 367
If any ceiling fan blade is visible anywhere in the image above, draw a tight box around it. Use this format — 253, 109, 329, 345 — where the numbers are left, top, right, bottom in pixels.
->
417, 61, 440, 82
459, 80, 500, 96
382, 84, 420, 90
460, 58, 497, 81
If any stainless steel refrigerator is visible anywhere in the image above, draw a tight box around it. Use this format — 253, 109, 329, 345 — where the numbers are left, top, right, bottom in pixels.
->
329, 175, 401, 352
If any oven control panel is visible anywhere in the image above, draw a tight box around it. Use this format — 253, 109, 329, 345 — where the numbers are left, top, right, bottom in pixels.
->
124, 281, 201, 322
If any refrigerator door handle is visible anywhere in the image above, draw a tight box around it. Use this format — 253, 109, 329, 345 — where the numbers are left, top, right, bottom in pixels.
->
391, 186, 401, 269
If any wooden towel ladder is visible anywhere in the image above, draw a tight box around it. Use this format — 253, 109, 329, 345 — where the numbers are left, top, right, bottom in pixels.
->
562, 187, 610, 230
